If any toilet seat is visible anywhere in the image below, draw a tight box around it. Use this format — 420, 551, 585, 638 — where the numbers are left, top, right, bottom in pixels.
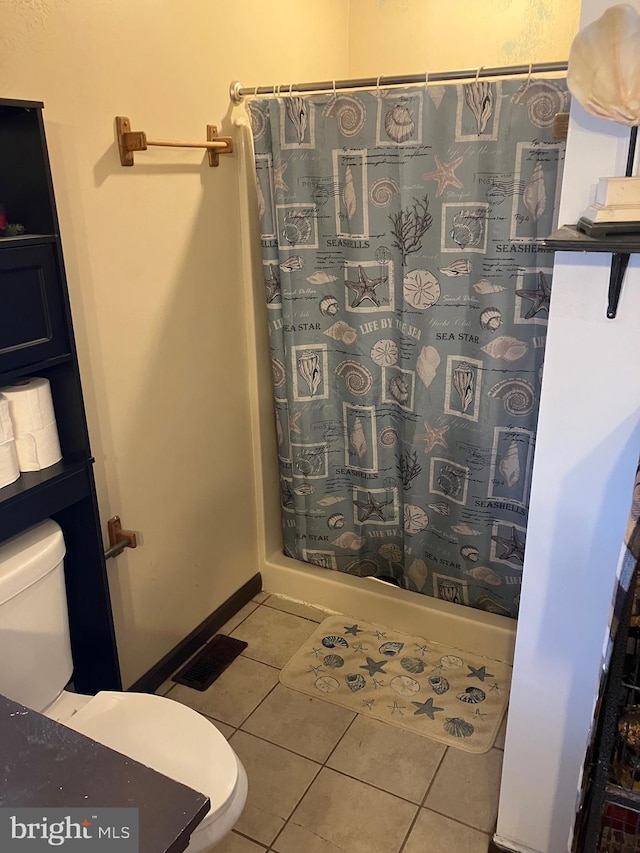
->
64, 691, 239, 823
42, 688, 92, 723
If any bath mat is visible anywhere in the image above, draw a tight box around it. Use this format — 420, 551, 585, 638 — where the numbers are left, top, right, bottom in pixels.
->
280, 616, 511, 754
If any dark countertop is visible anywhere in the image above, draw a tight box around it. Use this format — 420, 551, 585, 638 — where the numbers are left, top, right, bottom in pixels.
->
0, 694, 209, 853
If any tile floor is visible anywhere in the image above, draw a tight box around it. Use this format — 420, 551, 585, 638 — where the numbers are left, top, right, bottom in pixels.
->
158, 592, 506, 853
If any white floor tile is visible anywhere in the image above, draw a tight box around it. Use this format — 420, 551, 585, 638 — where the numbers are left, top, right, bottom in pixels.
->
231, 606, 317, 669
326, 714, 446, 803
282, 767, 416, 853
425, 746, 503, 833
242, 683, 354, 762
213, 830, 267, 851
271, 822, 346, 852
221, 601, 261, 634
167, 656, 279, 727
403, 808, 490, 853
229, 730, 320, 847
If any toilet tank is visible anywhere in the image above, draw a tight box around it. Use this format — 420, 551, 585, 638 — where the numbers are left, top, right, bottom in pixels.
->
0, 520, 73, 711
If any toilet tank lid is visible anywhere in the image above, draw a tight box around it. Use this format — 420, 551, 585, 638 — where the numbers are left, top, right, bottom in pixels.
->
0, 520, 66, 606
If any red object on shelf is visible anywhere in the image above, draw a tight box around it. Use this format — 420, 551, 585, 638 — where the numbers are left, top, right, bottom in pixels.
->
604, 802, 640, 832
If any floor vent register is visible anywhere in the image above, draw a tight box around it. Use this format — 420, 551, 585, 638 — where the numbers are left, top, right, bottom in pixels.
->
172, 635, 247, 691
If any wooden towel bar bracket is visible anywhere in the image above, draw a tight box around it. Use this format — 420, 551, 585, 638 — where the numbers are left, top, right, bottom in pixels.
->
115, 116, 233, 167
105, 516, 138, 560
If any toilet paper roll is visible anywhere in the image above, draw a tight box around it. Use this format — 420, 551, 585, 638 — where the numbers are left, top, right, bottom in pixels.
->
0, 377, 57, 434
0, 440, 20, 488
13, 424, 62, 471
0, 395, 19, 487
0, 378, 62, 472
0, 393, 15, 444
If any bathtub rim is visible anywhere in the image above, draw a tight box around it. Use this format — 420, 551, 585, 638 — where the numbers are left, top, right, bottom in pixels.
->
261, 549, 517, 664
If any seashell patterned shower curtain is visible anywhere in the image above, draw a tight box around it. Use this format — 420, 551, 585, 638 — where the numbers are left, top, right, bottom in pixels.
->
248, 79, 568, 619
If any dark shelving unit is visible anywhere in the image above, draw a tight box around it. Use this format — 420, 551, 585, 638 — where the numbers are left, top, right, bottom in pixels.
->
0, 97, 121, 694
571, 493, 640, 851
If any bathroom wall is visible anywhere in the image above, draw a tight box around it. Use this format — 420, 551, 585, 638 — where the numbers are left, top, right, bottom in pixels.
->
0, 0, 350, 687
496, 0, 640, 850
348, 0, 580, 77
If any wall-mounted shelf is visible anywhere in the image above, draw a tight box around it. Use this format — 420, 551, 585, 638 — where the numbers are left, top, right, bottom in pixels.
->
542, 225, 640, 253
541, 225, 640, 319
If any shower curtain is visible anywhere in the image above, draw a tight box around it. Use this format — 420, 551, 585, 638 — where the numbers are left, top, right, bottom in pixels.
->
248, 78, 568, 619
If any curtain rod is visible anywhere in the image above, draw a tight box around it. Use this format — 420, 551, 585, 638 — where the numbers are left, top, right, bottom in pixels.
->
229, 61, 568, 103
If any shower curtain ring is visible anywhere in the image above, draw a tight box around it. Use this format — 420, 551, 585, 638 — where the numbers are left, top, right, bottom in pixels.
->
332, 79, 337, 101
272, 84, 276, 97
289, 82, 294, 97
475, 66, 483, 83
254, 85, 259, 98
376, 75, 382, 97
424, 71, 429, 92
527, 63, 533, 85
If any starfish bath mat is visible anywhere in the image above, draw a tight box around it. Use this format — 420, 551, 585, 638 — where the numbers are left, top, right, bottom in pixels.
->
280, 616, 511, 754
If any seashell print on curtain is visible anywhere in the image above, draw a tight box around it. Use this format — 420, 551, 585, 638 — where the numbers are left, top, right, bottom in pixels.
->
248, 80, 568, 619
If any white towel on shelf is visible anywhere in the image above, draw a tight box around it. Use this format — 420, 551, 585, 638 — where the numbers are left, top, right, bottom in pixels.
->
0, 393, 20, 488
0, 377, 62, 471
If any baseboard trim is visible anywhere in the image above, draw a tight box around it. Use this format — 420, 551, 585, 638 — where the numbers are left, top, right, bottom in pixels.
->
128, 573, 262, 694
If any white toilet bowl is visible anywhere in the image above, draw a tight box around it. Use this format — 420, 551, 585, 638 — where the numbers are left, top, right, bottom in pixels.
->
47, 690, 248, 852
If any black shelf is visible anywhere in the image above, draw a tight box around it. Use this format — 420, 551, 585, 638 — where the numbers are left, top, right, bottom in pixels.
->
0, 234, 57, 248
604, 782, 640, 812
0, 352, 72, 387
0, 99, 121, 694
0, 97, 44, 110
541, 225, 640, 253
0, 461, 91, 542
0, 458, 90, 509
542, 224, 640, 319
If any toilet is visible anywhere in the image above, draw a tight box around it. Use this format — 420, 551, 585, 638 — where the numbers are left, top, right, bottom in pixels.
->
0, 519, 248, 851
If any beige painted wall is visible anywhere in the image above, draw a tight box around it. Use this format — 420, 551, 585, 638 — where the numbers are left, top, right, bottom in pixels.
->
348, 0, 580, 77
0, 0, 349, 687
0, 0, 581, 688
